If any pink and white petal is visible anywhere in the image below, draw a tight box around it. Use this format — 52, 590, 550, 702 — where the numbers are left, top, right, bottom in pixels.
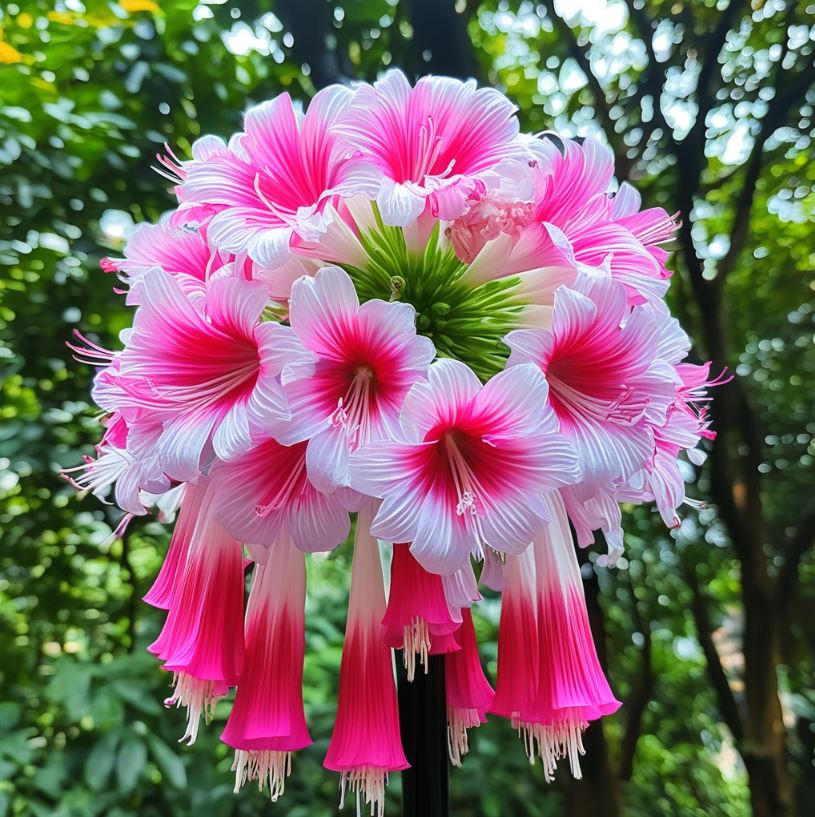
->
481, 491, 550, 556
205, 277, 268, 337
348, 440, 424, 498
503, 326, 551, 369
377, 178, 428, 227
611, 181, 641, 219
289, 265, 360, 355
306, 424, 351, 494
247, 225, 294, 267
409, 493, 470, 574
242, 94, 301, 175
428, 176, 476, 221
206, 207, 276, 255
400, 359, 482, 441
442, 562, 481, 608
182, 151, 259, 207
212, 401, 252, 461
190, 134, 227, 162
276, 375, 333, 445
288, 491, 351, 552
475, 364, 549, 439
369, 484, 427, 544
158, 410, 217, 483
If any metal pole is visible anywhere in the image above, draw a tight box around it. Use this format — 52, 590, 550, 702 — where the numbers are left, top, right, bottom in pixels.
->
397, 653, 450, 817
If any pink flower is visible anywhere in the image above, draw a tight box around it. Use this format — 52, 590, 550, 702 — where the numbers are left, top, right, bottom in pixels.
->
277, 265, 435, 494
148, 482, 245, 744
113, 217, 219, 303
490, 546, 538, 722
510, 493, 620, 781
221, 538, 311, 800
444, 608, 494, 765
381, 543, 461, 681
335, 70, 525, 226
116, 268, 296, 482
61, 411, 169, 516
505, 274, 677, 555
179, 86, 355, 266
349, 358, 580, 573
144, 483, 206, 610
324, 500, 409, 813
209, 437, 351, 554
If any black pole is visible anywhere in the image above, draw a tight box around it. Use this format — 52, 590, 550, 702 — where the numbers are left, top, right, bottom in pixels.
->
397, 654, 450, 817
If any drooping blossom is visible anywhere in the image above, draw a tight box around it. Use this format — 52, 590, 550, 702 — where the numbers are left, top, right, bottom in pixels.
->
444, 609, 494, 765
381, 543, 461, 681
350, 358, 580, 573
511, 493, 621, 781
179, 86, 355, 266
148, 482, 245, 744
221, 536, 310, 800
324, 500, 409, 813
114, 268, 296, 483
334, 70, 527, 226
276, 265, 435, 494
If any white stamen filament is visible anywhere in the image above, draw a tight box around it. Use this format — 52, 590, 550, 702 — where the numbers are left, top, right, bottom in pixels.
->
447, 706, 482, 766
232, 749, 292, 801
445, 432, 490, 556
338, 767, 389, 816
513, 716, 588, 783
402, 616, 430, 682
330, 366, 375, 450
255, 454, 307, 517
164, 671, 222, 745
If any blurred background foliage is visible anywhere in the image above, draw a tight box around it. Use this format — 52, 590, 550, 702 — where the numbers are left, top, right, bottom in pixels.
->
0, 1, 813, 816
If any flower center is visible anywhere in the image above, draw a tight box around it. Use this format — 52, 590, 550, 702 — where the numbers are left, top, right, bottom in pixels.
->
330, 365, 375, 449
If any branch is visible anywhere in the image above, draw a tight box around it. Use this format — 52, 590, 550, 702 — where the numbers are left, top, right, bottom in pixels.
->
622, 0, 674, 149
775, 507, 815, 611
717, 60, 815, 282
684, 565, 744, 743
540, 0, 633, 178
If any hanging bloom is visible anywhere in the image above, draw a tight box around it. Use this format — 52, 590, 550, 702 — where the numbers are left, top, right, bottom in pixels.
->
350, 358, 580, 573
334, 70, 526, 226
490, 546, 538, 724
149, 482, 245, 744
179, 86, 355, 266
445, 609, 494, 765
512, 493, 620, 781
143, 482, 205, 609
381, 543, 461, 681
276, 265, 435, 494
504, 274, 676, 556
324, 500, 409, 813
115, 269, 296, 482
221, 536, 311, 800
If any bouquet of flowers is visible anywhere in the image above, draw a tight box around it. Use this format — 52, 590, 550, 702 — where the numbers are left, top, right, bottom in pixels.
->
66, 70, 717, 814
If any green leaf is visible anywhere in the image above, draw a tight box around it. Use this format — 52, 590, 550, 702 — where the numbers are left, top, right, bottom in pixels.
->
115, 736, 147, 794
84, 732, 120, 791
147, 736, 186, 789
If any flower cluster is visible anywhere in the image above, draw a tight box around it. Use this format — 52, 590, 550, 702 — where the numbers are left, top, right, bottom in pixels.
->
66, 71, 718, 813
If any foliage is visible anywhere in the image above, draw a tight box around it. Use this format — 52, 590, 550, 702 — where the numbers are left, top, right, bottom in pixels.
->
0, 1, 812, 816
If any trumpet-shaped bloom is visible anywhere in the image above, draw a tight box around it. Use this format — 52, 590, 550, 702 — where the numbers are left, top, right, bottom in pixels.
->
350, 358, 580, 573
179, 86, 354, 266
278, 265, 436, 494
335, 71, 525, 226
324, 501, 409, 813
445, 609, 494, 765
382, 543, 461, 680
149, 484, 245, 744
513, 494, 620, 781
116, 268, 296, 482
